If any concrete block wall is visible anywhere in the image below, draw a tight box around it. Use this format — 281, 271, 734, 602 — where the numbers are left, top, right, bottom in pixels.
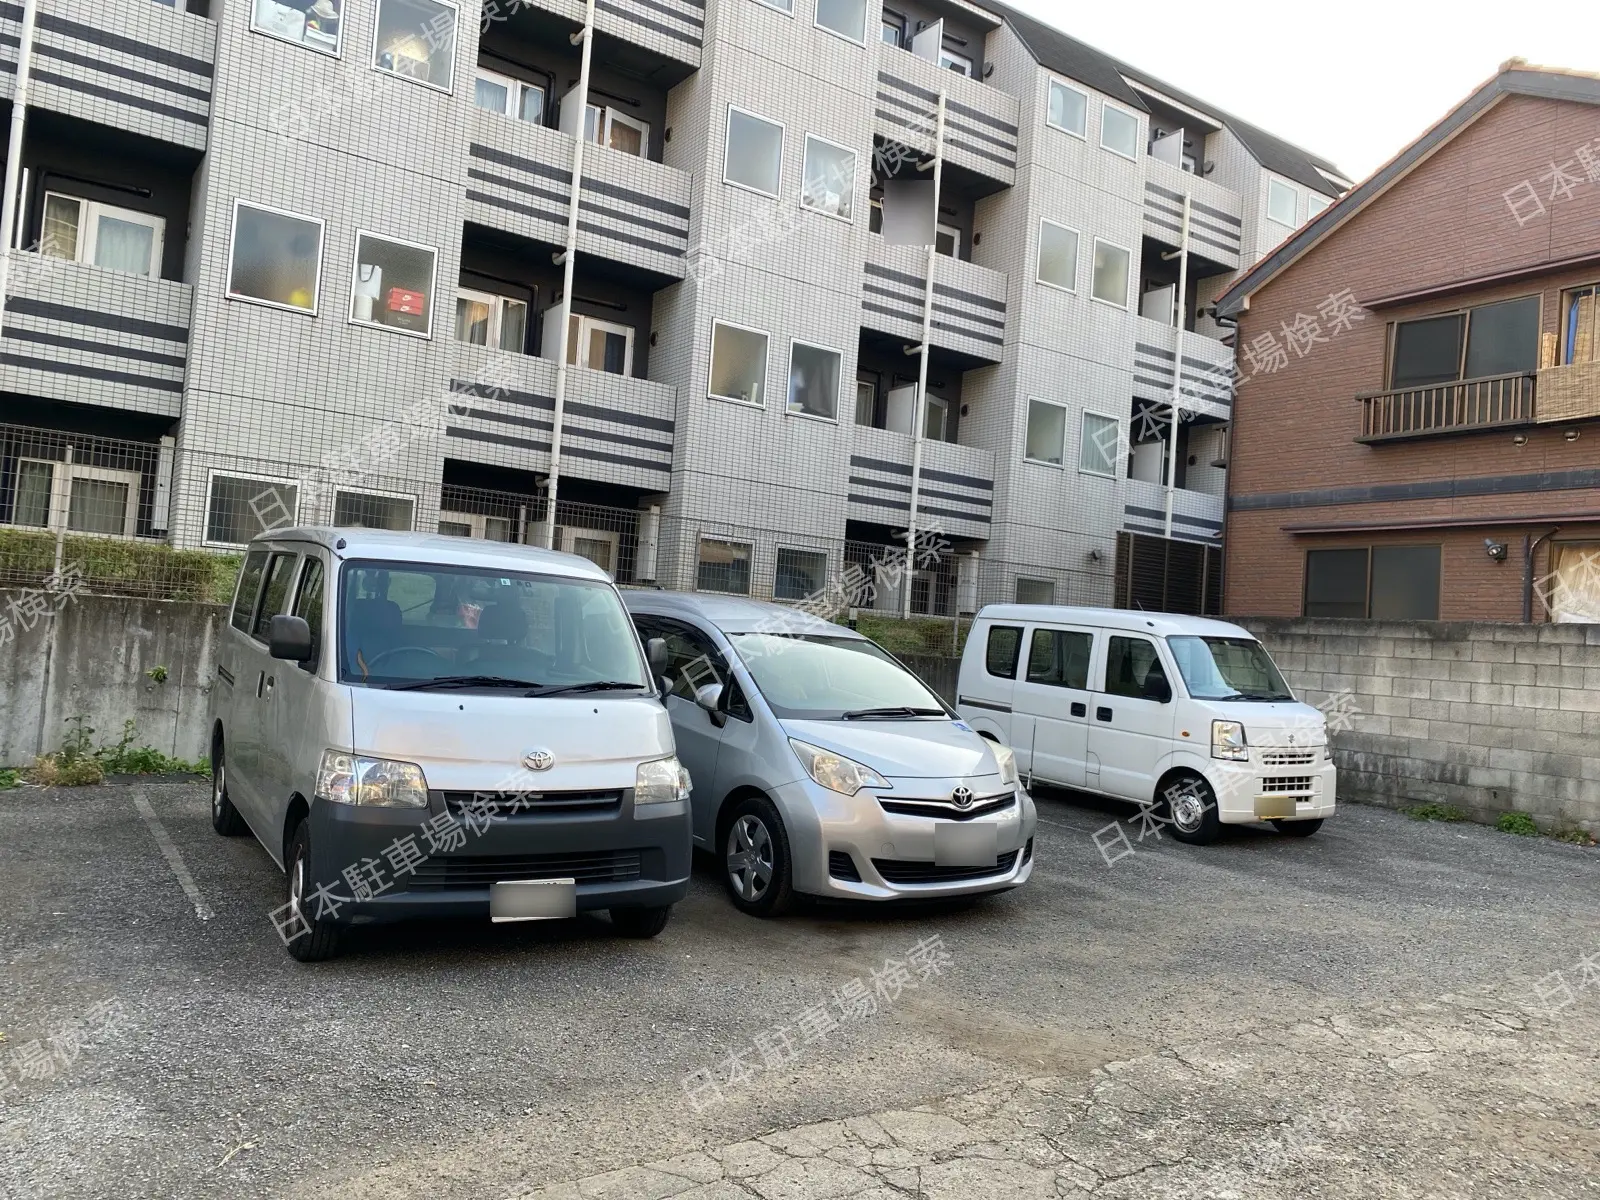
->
1242, 617, 1600, 834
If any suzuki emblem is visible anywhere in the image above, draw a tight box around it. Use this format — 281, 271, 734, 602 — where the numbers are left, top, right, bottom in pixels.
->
522, 748, 555, 772
951, 786, 974, 809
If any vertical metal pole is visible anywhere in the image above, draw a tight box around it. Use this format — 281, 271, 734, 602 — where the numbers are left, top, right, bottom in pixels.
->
903, 91, 946, 619
1163, 193, 1190, 540
0, 0, 41, 339
544, 0, 596, 550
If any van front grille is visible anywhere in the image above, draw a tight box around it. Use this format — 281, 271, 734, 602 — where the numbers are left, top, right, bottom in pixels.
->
1260, 776, 1315, 795
440, 789, 624, 817
407, 850, 641, 890
1261, 750, 1317, 767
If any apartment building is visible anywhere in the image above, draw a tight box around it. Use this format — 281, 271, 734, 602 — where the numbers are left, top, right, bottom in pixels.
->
0, 0, 1346, 616
1218, 63, 1600, 623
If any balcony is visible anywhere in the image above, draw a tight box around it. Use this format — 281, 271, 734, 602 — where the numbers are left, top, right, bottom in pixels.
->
1122, 477, 1224, 546
861, 241, 1007, 366
1357, 372, 1536, 443
1535, 361, 1600, 423
509, 0, 699, 76
846, 425, 995, 542
445, 342, 676, 493
464, 108, 690, 283
1141, 157, 1243, 270
1131, 315, 1234, 421
874, 42, 1019, 193
0, 0, 215, 152
0, 254, 190, 419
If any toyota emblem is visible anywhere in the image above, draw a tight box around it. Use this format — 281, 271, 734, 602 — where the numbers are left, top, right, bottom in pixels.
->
951, 786, 974, 809
522, 748, 555, 772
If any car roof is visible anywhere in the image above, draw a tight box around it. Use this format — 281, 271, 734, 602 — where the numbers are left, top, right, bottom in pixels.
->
248, 527, 614, 584
623, 590, 864, 637
974, 604, 1256, 640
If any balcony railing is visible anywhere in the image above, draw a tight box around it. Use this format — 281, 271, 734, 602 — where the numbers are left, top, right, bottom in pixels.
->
874, 42, 1019, 188
1357, 372, 1536, 442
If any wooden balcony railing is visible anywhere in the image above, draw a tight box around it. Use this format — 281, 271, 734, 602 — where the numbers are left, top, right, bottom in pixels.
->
1357, 372, 1536, 442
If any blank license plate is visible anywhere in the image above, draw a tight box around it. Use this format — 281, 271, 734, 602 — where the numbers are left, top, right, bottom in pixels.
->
934, 822, 998, 868
490, 879, 577, 923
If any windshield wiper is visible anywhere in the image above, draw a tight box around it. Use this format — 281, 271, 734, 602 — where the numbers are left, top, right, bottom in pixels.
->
528, 680, 645, 697
385, 674, 542, 692
841, 706, 947, 720
1230, 692, 1293, 702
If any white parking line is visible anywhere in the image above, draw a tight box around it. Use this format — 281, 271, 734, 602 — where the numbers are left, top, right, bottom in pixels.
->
133, 793, 214, 921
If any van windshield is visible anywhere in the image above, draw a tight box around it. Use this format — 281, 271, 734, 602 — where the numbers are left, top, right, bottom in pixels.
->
1166, 636, 1294, 702
728, 634, 948, 721
339, 560, 648, 691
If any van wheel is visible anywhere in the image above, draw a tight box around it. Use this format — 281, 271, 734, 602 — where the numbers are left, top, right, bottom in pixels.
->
610, 905, 672, 938
1272, 818, 1324, 838
1159, 775, 1221, 846
283, 820, 341, 962
210, 743, 248, 837
723, 796, 794, 917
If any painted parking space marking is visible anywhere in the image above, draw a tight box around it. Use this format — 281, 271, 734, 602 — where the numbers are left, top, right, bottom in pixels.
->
133, 792, 214, 921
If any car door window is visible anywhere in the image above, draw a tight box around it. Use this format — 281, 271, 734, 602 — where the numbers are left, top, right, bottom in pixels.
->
1026, 629, 1092, 688
985, 625, 1023, 678
292, 556, 325, 669
1104, 635, 1170, 702
648, 619, 754, 722
230, 549, 269, 633
251, 552, 298, 641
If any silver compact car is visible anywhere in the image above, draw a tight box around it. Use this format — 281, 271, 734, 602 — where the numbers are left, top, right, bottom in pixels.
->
625, 593, 1036, 915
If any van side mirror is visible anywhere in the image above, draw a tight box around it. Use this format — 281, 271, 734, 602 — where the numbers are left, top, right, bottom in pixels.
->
646, 637, 668, 673
1144, 673, 1172, 704
694, 682, 727, 727
268, 614, 314, 662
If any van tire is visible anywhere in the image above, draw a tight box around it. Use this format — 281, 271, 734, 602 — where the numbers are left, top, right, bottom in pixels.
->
283, 820, 341, 962
1272, 818, 1324, 838
610, 905, 672, 938
1158, 774, 1221, 846
210, 743, 248, 837
722, 795, 795, 917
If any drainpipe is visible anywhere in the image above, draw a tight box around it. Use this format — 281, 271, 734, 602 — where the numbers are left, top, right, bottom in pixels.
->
1162, 192, 1191, 539
0, 0, 41, 339
543, 0, 596, 549
902, 90, 946, 619
1523, 527, 1560, 622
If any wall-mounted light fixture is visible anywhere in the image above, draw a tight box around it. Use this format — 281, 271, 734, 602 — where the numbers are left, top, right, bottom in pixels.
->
1485, 538, 1509, 563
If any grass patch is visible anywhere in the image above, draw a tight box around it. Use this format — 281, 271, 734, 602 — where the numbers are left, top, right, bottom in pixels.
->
25, 717, 208, 788
1404, 802, 1468, 822
1554, 829, 1598, 846
1495, 811, 1540, 837
852, 613, 967, 658
0, 528, 240, 603
0, 768, 20, 790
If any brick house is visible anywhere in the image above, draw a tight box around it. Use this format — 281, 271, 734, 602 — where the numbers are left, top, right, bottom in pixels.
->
1215, 63, 1600, 623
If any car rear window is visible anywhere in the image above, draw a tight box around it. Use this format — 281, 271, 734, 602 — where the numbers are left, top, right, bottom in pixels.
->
985, 625, 1022, 679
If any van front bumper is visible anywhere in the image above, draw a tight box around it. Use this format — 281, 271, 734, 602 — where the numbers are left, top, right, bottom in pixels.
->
304, 792, 692, 925
774, 777, 1037, 901
1204, 759, 1337, 825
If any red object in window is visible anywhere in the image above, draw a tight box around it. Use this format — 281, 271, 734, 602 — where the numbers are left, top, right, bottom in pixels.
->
387, 288, 426, 316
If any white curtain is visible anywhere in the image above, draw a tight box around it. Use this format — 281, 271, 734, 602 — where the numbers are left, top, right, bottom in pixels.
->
94, 216, 155, 276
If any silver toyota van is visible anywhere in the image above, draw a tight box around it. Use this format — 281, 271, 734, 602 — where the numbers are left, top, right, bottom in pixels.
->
209, 528, 691, 960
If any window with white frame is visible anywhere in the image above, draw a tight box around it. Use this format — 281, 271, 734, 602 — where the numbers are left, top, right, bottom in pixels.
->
474, 69, 545, 124
1015, 577, 1055, 605
439, 511, 516, 541
1306, 191, 1331, 220
801, 135, 856, 220
775, 547, 827, 600
854, 374, 876, 425
350, 231, 437, 336
788, 341, 841, 419
924, 394, 949, 441
697, 538, 752, 594
1268, 178, 1298, 226
226, 201, 323, 313
1024, 399, 1066, 465
756, 0, 794, 11
1100, 103, 1139, 159
939, 48, 972, 75
1046, 78, 1087, 138
41, 193, 165, 278
1091, 239, 1130, 308
814, 0, 866, 43
1079, 411, 1120, 477
7, 459, 144, 536
334, 489, 415, 530
373, 0, 456, 90
252, 0, 341, 53
566, 314, 634, 374
725, 107, 784, 197
207, 474, 300, 545
709, 321, 769, 405
936, 223, 960, 258
1036, 220, 1078, 292
585, 105, 649, 157
559, 525, 621, 573
455, 288, 529, 352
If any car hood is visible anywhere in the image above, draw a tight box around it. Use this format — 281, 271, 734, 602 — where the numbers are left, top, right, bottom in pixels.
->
351, 691, 674, 791
781, 718, 999, 779
1206, 700, 1329, 745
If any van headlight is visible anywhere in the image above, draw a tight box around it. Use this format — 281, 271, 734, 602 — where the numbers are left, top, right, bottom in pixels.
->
990, 742, 1019, 788
636, 755, 691, 804
789, 739, 889, 796
316, 751, 429, 807
1211, 720, 1249, 762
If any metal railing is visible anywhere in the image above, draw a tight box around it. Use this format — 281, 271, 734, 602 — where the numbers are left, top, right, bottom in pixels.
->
1358, 372, 1536, 441
437, 484, 646, 584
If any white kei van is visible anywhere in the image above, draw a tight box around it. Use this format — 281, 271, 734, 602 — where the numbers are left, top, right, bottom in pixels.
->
956, 606, 1334, 843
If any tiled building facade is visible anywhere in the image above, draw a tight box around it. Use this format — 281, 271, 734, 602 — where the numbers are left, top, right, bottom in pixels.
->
0, 0, 1344, 612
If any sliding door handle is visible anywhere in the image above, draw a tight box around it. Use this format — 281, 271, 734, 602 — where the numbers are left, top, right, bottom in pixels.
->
1096, 706, 1113, 722
1070, 702, 1086, 718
